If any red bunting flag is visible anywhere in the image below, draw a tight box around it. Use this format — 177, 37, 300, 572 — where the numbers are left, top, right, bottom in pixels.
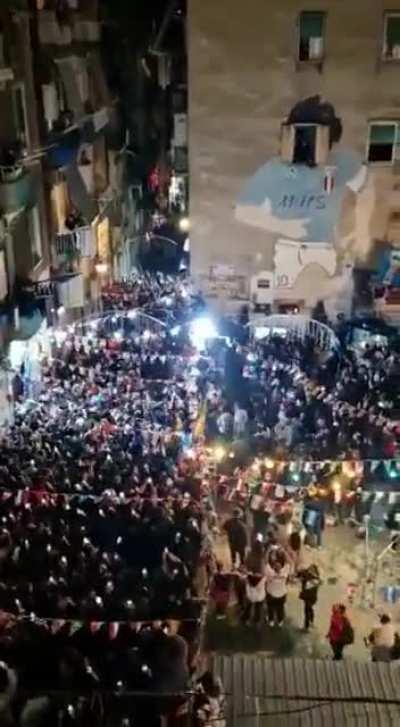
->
69, 621, 83, 636
90, 621, 104, 634
51, 619, 66, 634
109, 622, 119, 640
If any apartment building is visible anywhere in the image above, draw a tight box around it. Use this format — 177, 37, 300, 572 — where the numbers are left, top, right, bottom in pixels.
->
32, 0, 123, 313
189, 0, 400, 317
0, 3, 51, 337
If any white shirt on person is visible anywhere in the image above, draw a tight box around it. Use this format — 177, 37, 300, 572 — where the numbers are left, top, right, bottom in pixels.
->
372, 622, 395, 648
265, 563, 290, 599
246, 576, 266, 603
234, 407, 248, 436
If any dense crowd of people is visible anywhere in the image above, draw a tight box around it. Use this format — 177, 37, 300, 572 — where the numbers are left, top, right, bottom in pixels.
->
204, 335, 400, 461
0, 277, 212, 726
0, 273, 400, 724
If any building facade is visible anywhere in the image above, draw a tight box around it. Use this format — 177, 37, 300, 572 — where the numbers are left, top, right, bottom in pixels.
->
189, 0, 400, 316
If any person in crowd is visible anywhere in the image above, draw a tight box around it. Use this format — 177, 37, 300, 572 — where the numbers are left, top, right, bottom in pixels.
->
303, 495, 326, 548
265, 548, 290, 627
194, 671, 225, 727
367, 614, 396, 662
299, 564, 321, 631
0, 660, 17, 727
242, 540, 266, 625
327, 603, 354, 660
223, 509, 248, 567
210, 562, 231, 620
233, 402, 248, 439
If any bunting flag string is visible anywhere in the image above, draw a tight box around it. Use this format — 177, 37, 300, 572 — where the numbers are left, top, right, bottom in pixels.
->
0, 609, 203, 639
245, 456, 400, 479
0, 490, 203, 507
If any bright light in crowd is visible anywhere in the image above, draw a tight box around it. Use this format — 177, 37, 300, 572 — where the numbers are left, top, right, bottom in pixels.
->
55, 330, 68, 346
214, 446, 225, 462
170, 325, 181, 337
57, 306, 66, 316
189, 316, 218, 351
142, 330, 151, 342
127, 310, 137, 320
254, 326, 270, 340
179, 217, 190, 232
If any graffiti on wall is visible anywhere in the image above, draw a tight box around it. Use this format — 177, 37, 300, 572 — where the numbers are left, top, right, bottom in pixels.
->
235, 96, 368, 289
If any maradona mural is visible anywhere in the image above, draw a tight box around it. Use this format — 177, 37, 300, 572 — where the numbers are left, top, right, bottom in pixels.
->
235, 96, 368, 302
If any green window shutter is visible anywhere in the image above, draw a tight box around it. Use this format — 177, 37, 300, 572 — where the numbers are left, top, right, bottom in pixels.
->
386, 16, 400, 46
370, 124, 396, 144
300, 12, 324, 40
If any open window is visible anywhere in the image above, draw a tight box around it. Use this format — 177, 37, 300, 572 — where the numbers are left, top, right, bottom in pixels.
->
298, 11, 326, 62
367, 122, 399, 163
281, 123, 329, 166
383, 12, 400, 60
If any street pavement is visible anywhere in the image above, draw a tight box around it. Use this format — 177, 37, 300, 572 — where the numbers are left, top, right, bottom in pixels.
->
208, 523, 400, 661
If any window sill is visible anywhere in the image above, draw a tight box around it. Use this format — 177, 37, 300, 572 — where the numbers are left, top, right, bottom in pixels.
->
366, 161, 394, 167
297, 58, 324, 65
296, 58, 324, 72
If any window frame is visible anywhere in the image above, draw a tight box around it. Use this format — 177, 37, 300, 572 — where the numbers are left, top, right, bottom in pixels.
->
297, 10, 327, 64
11, 83, 30, 150
366, 121, 400, 165
382, 11, 400, 61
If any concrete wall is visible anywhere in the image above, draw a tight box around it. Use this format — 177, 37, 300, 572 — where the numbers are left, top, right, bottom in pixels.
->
188, 0, 400, 314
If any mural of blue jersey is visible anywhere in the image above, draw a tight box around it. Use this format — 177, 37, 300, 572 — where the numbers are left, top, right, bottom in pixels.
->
236, 149, 365, 243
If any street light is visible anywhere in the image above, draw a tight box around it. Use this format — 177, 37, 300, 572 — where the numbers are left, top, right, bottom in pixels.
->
179, 217, 190, 232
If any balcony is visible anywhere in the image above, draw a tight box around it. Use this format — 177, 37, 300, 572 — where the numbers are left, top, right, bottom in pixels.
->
38, 11, 73, 46
55, 226, 96, 259
0, 166, 36, 215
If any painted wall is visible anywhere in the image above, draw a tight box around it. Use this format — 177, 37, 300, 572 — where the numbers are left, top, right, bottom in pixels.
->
188, 0, 400, 313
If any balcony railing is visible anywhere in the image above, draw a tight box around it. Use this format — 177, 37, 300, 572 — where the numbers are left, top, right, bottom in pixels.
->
0, 165, 35, 214
55, 226, 95, 258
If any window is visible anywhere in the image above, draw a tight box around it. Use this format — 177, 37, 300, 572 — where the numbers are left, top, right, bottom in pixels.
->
28, 206, 43, 267
298, 11, 326, 62
367, 122, 399, 163
281, 123, 329, 166
12, 84, 30, 148
383, 13, 400, 60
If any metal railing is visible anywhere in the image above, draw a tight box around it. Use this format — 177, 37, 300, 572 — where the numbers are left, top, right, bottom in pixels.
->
248, 314, 340, 352
0, 164, 24, 183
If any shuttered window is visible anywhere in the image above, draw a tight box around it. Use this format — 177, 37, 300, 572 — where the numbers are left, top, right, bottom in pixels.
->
298, 11, 325, 61
367, 123, 398, 163
383, 13, 400, 59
